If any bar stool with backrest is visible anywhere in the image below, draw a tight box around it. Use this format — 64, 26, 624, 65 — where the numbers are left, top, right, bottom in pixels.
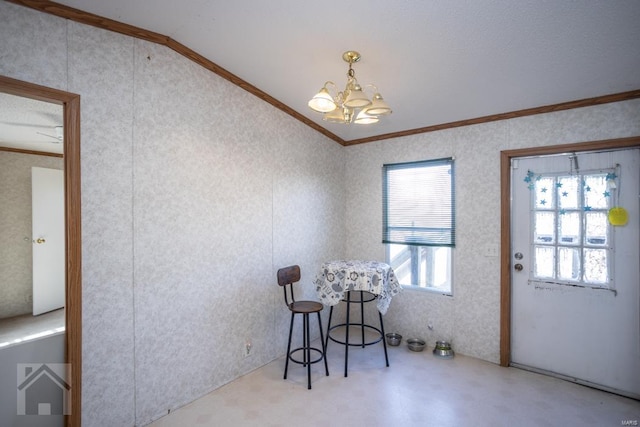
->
277, 265, 329, 389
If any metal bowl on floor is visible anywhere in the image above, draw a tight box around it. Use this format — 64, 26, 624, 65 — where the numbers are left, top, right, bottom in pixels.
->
433, 340, 454, 358
407, 338, 426, 352
385, 333, 402, 346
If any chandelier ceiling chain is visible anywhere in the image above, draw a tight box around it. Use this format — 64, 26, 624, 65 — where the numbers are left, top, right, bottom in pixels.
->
308, 51, 392, 125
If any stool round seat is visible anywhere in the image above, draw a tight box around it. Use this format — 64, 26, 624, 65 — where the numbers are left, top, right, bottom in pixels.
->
289, 301, 324, 314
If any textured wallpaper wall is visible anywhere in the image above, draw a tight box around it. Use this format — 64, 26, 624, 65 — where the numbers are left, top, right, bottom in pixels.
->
2, 2, 639, 426
344, 100, 640, 363
0, 152, 63, 318
1, 2, 344, 426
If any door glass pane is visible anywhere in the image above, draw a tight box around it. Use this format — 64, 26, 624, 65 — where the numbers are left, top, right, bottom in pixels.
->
558, 176, 579, 210
534, 246, 555, 278
558, 212, 580, 245
584, 248, 608, 284
585, 212, 608, 246
535, 177, 555, 209
584, 174, 609, 209
558, 247, 581, 281
534, 212, 555, 244
529, 171, 614, 289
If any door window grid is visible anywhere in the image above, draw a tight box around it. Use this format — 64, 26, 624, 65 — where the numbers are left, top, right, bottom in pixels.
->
529, 170, 614, 288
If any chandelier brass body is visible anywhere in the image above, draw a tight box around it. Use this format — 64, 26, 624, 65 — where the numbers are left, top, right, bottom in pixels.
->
308, 51, 392, 125
342, 51, 361, 64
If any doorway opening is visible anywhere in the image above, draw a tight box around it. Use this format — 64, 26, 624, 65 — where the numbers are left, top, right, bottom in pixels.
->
0, 75, 82, 426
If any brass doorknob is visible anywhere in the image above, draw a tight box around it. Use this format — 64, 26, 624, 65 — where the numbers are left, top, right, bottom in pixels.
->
514, 263, 523, 271
35, 238, 46, 244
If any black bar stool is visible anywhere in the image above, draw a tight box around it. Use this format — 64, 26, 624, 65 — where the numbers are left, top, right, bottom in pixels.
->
325, 290, 389, 377
277, 265, 329, 389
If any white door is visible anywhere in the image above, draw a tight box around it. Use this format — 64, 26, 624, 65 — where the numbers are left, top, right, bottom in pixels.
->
31, 167, 65, 316
511, 148, 640, 399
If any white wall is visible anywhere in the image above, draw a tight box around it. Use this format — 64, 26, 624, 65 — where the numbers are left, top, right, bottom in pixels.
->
0, 3, 344, 425
344, 101, 640, 363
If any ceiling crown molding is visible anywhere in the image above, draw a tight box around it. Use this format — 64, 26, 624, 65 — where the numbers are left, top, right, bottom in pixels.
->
8, 0, 640, 146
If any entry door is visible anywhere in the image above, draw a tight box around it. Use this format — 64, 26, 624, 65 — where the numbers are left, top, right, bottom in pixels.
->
32, 167, 65, 316
511, 149, 640, 398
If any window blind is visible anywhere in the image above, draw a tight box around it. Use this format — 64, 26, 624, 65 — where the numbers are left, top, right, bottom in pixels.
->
382, 158, 455, 247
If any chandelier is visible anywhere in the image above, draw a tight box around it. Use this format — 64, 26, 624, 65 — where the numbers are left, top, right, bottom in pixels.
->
308, 51, 392, 124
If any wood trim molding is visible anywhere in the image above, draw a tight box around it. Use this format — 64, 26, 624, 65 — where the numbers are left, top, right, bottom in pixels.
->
499, 135, 640, 367
8, 0, 640, 147
345, 90, 640, 146
0, 74, 82, 427
6, 0, 345, 145
0, 146, 63, 157
499, 149, 512, 367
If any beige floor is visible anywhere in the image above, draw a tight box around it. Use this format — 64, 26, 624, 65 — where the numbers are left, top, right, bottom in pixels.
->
150, 337, 640, 427
0, 308, 64, 348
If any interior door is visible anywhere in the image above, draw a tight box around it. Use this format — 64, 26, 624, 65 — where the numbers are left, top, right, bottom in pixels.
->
31, 166, 65, 316
510, 148, 640, 399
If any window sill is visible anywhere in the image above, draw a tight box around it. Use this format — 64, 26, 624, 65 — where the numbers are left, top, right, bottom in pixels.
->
401, 284, 453, 297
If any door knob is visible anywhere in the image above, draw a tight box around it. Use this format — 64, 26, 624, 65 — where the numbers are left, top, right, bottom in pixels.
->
35, 238, 46, 244
514, 263, 523, 271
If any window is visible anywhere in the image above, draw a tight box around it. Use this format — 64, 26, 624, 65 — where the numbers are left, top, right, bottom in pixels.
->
383, 158, 455, 294
530, 170, 614, 288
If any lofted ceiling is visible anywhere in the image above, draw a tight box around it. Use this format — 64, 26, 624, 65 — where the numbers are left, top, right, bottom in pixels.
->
3, 0, 640, 148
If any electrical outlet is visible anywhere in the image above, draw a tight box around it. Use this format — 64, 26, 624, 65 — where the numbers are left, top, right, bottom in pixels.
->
244, 341, 252, 358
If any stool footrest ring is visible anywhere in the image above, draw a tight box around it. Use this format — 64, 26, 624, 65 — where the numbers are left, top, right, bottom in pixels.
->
288, 347, 325, 365
327, 323, 384, 347
341, 292, 377, 304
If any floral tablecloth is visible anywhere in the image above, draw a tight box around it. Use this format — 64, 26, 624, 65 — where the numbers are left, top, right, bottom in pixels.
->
314, 260, 402, 315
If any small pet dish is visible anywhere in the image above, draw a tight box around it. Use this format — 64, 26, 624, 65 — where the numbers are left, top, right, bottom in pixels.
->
385, 333, 402, 346
407, 338, 426, 352
433, 340, 454, 358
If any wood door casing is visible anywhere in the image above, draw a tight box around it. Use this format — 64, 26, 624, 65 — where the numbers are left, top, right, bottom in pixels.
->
500, 136, 640, 367
0, 75, 82, 427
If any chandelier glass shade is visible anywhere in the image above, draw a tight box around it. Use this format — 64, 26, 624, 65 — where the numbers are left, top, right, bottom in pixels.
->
308, 51, 392, 124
